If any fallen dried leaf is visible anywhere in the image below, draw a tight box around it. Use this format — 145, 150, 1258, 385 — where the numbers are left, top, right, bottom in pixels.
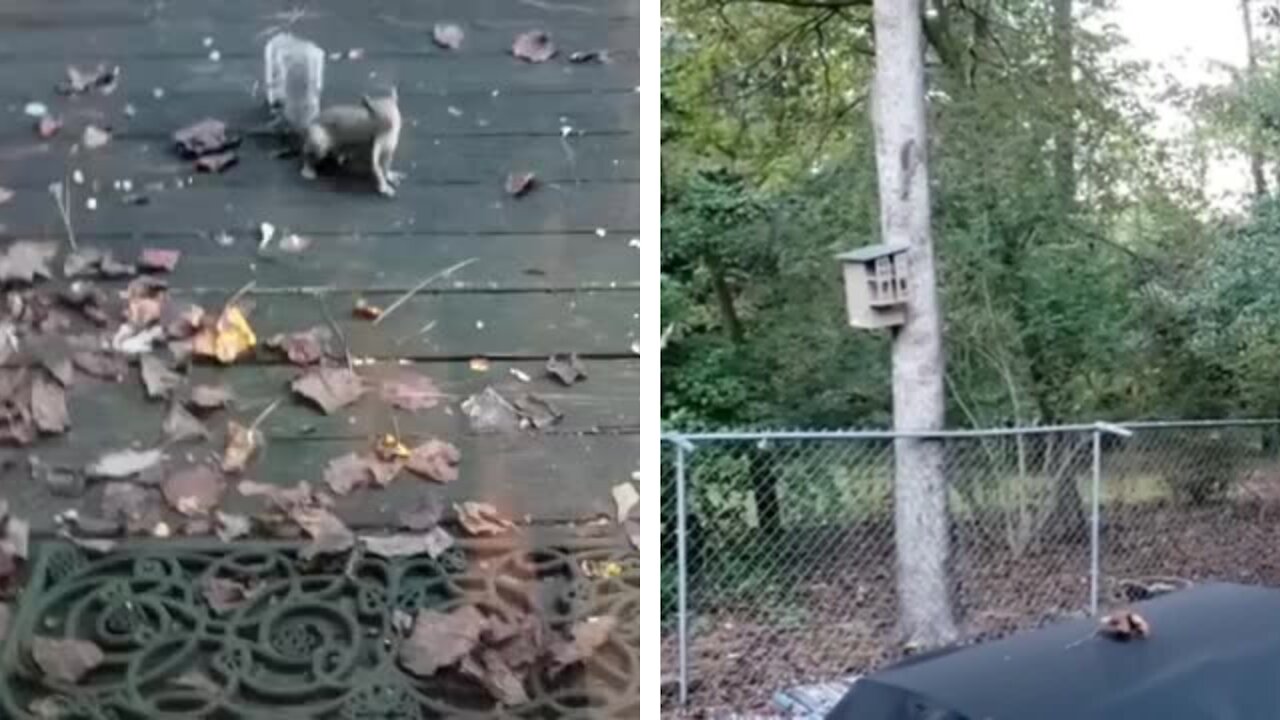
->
378, 370, 443, 411
398, 606, 486, 677
469, 357, 490, 372
215, 511, 250, 542
163, 303, 204, 339
455, 501, 515, 537
547, 616, 617, 676
162, 465, 224, 517
279, 234, 312, 254
461, 387, 520, 433
505, 171, 537, 198
433, 23, 465, 49
140, 355, 182, 399
188, 384, 233, 411
59, 64, 117, 95
461, 650, 530, 706
221, 421, 259, 474
82, 125, 111, 150
360, 528, 454, 559
202, 577, 254, 612
238, 480, 316, 512
266, 326, 331, 366
193, 305, 256, 364
405, 439, 461, 483
112, 324, 165, 356
173, 119, 241, 158
138, 249, 181, 273
352, 298, 382, 320
31, 637, 104, 684
611, 482, 639, 524
195, 151, 238, 173
291, 367, 365, 414
0, 188, 12, 205
163, 402, 209, 443
37, 115, 63, 139
546, 353, 587, 385
101, 482, 162, 533
323, 452, 376, 496
291, 507, 354, 559
397, 497, 444, 531
86, 447, 164, 480
0, 241, 58, 285
512, 30, 557, 62
31, 374, 68, 434
73, 351, 126, 381
5, 517, 29, 561
514, 393, 562, 430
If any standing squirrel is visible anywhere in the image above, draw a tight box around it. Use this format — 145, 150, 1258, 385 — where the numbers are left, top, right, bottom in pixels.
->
265, 33, 403, 197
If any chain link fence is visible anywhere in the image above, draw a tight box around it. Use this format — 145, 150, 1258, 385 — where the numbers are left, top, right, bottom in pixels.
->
660, 420, 1280, 715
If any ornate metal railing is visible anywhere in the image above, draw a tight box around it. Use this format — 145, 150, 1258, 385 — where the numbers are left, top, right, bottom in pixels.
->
0, 535, 638, 719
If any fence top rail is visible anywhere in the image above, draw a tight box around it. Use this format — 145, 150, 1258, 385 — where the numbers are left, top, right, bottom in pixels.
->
660, 418, 1280, 444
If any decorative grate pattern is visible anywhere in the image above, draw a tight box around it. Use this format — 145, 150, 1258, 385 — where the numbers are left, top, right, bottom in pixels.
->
0, 537, 638, 719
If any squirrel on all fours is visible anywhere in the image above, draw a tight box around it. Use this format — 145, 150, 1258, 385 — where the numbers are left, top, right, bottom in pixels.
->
264, 33, 403, 197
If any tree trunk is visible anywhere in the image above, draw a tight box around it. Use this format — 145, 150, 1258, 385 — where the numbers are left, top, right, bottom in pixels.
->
1242, 0, 1269, 199
1052, 0, 1077, 209
1044, 0, 1090, 545
872, 0, 959, 648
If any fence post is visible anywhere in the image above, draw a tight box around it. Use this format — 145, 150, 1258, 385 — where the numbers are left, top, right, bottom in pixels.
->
675, 438, 691, 705
1090, 427, 1101, 616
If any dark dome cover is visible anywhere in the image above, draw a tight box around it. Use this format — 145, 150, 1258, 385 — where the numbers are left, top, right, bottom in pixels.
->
828, 583, 1280, 720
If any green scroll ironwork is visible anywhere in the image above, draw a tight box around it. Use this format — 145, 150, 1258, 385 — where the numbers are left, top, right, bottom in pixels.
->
0, 536, 639, 719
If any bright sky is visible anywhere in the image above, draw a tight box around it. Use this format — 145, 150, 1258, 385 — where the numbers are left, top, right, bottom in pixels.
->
1111, 0, 1251, 208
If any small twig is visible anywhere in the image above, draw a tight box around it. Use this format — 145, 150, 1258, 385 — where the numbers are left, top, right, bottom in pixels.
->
51, 180, 77, 250
317, 292, 355, 372
394, 319, 437, 346
249, 397, 283, 432
225, 280, 257, 310
373, 258, 478, 326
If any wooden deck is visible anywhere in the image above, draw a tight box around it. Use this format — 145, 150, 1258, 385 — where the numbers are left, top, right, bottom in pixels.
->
0, 0, 639, 532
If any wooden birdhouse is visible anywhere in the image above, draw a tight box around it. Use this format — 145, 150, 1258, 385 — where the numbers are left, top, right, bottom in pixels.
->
836, 244, 911, 329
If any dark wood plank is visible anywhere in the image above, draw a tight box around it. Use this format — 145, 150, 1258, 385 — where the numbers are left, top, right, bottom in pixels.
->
0, 17, 640, 58
0, 181, 639, 235
0, 55, 637, 98
0, 0, 638, 25
210, 289, 639, 358
59, 358, 638, 441
22, 231, 638, 291
0, 133, 638, 186
2, 431, 638, 531
0, 90, 638, 138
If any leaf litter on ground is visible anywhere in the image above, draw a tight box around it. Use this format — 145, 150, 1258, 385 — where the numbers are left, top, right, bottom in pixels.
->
360, 528, 454, 559
291, 506, 354, 560
505, 172, 537, 198
31, 637, 104, 684
547, 616, 617, 677
163, 401, 209, 443
512, 30, 557, 62
398, 605, 486, 678
405, 439, 461, 483
514, 393, 562, 430
266, 326, 332, 365
86, 447, 164, 480
378, 369, 444, 411
433, 23, 465, 49
30, 373, 68, 434
139, 354, 182, 399
188, 384, 233, 412
0, 241, 57, 285
461, 387, 520, 433
292, 366, 365, 414
193, 305, 256, 364
546, 353, 587, 385
162, 465, 225, 516
455, 501, 515, 537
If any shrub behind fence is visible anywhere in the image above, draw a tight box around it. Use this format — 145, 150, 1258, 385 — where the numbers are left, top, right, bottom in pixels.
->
660, 420, 1280, 714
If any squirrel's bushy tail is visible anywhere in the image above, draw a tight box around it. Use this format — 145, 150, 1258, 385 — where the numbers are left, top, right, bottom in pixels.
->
264, 33, 326, 133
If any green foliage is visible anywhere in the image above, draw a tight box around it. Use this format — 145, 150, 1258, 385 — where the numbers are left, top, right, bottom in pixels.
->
663, 0, 1280, 434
